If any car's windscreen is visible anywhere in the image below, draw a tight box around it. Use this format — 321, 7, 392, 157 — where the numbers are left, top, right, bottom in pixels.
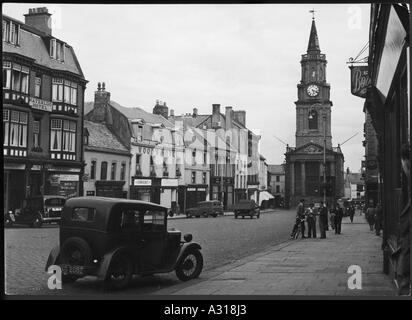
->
45, 198, 65, 206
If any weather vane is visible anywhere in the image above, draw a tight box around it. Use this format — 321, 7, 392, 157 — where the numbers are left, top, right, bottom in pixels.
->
309, 8, 316, 20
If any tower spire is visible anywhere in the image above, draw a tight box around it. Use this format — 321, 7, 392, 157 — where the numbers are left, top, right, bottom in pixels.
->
307, 12, 320, 52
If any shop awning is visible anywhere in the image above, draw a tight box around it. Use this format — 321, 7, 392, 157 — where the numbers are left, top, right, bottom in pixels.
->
257, 191, 274, 206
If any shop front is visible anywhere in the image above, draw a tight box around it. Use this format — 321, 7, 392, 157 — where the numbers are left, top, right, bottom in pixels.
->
130, 177, 161, 204
45, 170, 81, 199
3, 163, 26, 212
161, 178, 178, 210
95, 180, 127, 198
210, 177, 234, 209
366, 3, 410, 290
235, 188, 247, 203
186, 184, 208, 210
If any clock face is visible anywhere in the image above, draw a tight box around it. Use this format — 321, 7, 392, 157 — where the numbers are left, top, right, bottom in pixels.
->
307, 85, 319, 97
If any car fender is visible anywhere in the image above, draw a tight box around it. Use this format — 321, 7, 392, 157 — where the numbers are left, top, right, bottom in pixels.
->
175, 242, 202, 267
96, 246, 133, 280
45, 245, 60, 272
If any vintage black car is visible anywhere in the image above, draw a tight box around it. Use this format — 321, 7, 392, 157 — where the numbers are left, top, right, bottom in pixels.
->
232, 199, 260, 219
5, 195, 66, 228
186, 200, 224, 218
45, 197, 203, 289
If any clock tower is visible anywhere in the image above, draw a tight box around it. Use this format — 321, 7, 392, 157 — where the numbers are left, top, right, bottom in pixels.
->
284, 15, 344, 208
295, 17, 332, 149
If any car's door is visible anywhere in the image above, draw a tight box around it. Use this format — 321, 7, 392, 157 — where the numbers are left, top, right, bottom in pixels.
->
140, 209, 167, 271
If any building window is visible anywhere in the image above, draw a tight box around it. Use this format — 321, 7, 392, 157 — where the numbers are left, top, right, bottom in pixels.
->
6, 63, 29, 93
202, 172, 207, 185
120, 162, 126, 181
192, 149, 196, 165
3, 61, 11, 89
33, 120, 40, 148
90, 160, 96, 180
5, 110, 27, 147
276, 185, 280, 193
50, 119, 76, 152
53, 78, 77, 105
111, 162, 117, 180
3, 20, 19, 45
276, 175, 280, 182
34, 76, 42, 98
308, 110, 318, 130
163, 158, 169, 176
135, 154, 141, 175
101, 161, 108, 180
50, 39, 65, 62
191, 171, 196, 184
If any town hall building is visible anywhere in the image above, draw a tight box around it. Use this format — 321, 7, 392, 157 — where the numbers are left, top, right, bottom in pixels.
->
284, 16, 345, 208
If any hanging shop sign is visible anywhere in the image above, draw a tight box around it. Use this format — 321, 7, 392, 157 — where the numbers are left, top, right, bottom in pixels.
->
350, 65, 371, 98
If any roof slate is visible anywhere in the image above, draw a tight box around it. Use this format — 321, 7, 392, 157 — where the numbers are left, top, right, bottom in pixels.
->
2, 18, 83, 77
84, 120, 129, 154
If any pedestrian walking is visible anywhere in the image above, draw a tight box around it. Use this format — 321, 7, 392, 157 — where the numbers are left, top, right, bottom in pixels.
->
334, 204, 343, 234
290, 199, 306, 239
349, 205, 355, 223
329, 205, 336, 230
306, 203, 317, 238
374, 204, 382, 236
366, 204, 375, 231
318, 201, 328, 238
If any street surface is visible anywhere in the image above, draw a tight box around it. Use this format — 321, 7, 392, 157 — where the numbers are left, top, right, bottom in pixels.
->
5, 208, 294, 295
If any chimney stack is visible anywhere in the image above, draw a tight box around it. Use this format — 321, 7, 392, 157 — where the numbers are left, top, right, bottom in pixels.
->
153, 100, 169, 119
225, 106, 233, 129
233, 110, 246, 127
24, 7, 52, 36
170, 109, 175, 118
212, 104, 221, 128
193, 108, 198, 118
89, 82, 111, 123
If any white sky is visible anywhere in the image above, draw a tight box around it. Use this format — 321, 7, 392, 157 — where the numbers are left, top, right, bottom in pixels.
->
3, 3, 371, 172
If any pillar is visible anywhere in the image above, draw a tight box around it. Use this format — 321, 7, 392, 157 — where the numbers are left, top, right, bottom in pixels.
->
301, 162, 306, 196
290, 162, 295, 196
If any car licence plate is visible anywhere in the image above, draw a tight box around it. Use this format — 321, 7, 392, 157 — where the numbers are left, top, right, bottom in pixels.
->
61, 265, 85, 275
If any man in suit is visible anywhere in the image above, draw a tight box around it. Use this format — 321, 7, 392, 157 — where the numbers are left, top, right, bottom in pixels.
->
334, 204, 343, 234
319, 201, 328, 238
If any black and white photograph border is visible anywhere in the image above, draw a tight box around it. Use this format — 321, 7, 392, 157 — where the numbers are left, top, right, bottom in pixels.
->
2, 1, 411, 301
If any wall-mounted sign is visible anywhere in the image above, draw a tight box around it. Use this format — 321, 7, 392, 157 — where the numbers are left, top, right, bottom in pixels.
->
350, 65, 371, 98
29, 97, 53, 112
134, 179, 152, 186
161, 179, 178, 187
59, 174, 79, 181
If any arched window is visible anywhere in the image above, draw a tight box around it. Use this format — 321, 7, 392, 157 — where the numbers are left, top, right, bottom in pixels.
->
308, 109, 318, 130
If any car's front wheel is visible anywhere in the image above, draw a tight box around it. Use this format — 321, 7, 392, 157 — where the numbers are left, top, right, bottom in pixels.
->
105, 254, 133, 290
4, 216, 13, 228
175, 249, 203, 281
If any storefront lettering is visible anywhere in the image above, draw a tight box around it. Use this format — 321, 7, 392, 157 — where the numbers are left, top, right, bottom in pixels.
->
29, 97, 53, 112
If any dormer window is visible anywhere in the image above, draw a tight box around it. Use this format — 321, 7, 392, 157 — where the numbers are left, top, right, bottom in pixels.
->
50, 39, 65, 62
2, 20, 19, 45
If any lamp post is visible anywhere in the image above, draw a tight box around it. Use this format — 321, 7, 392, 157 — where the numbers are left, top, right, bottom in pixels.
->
309, 104, 327, 205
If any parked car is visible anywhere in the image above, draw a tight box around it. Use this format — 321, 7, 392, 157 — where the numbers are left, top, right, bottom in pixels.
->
186, 200, 224, 218
5, 195, 66, 228
232, 199, 260, 219
45, 197, 203, 289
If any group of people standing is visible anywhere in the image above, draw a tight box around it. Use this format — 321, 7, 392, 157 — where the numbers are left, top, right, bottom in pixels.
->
290, 199, 349, 239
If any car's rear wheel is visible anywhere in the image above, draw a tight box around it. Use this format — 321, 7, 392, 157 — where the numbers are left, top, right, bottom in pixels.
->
60, 237, 92, 266
175, 249, 203, 281
105, 254, 133, 290
32, 215, 43, 228
62, 274, 79, 284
